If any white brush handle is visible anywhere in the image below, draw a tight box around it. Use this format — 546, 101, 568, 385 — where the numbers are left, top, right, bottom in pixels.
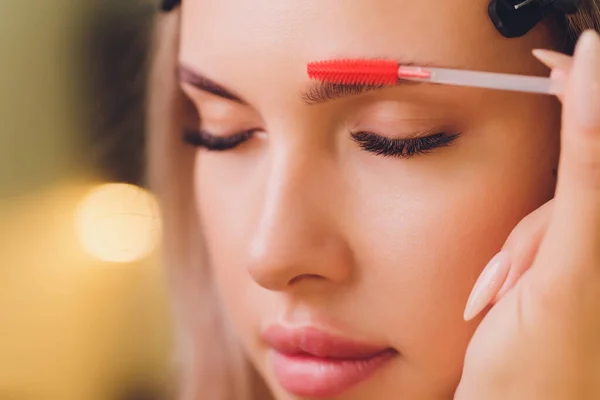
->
399, 66, 563, 95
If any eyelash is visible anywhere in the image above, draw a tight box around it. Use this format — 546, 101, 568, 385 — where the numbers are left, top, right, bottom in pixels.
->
183, 128, 460, 158
183, 129, 255, 151
351, 130, 461, 158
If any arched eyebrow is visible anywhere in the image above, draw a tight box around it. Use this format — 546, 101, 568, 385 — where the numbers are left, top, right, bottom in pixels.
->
178, 64, 399, 106
178, 64, 247, 104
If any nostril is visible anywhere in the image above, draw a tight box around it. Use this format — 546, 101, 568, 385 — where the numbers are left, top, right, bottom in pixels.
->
288, 274, 325, 286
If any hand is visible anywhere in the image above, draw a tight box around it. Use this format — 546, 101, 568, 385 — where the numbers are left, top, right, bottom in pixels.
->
462, 49, 574, 320
455, 30, 600, 399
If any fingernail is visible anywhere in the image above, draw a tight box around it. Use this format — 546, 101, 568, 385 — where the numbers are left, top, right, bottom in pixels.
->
464, 251, 511, 321
572, 30, 600, 127
532, 49, 573, 71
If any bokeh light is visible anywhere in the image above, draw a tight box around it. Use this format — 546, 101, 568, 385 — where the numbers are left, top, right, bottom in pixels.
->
75, 183, 161, 263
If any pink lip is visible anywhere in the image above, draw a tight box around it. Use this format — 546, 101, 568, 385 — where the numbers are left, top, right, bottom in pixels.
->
262, 325, 397, 398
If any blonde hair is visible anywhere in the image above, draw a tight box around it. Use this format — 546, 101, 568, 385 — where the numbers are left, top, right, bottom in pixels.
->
146, 3, 600, 400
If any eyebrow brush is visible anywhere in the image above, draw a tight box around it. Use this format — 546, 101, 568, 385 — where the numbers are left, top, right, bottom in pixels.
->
307, 59, 563, 95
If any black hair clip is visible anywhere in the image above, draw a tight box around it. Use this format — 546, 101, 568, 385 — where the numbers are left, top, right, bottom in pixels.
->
489, 0, 580, 38
160, 0, 181, 12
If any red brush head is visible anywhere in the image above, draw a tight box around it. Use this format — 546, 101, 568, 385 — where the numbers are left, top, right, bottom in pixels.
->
307, 59, 399, 86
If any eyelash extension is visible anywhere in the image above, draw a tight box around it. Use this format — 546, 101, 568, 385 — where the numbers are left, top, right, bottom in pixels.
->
183, 128, 459, 157
351, 131, 460, 158
182, 129, 254, 151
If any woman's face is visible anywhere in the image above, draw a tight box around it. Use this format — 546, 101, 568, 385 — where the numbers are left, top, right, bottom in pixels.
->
179, 0, 560, 398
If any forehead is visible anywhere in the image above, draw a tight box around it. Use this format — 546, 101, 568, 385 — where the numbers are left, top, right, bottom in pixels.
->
179, 0, 552, 103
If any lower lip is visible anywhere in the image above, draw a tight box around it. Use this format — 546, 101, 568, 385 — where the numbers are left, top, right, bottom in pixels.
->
271, 349, 396, 398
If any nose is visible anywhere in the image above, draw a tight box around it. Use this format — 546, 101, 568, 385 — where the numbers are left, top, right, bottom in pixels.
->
247, 147, 354, 292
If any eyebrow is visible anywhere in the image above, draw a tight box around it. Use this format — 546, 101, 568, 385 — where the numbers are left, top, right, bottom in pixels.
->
178, 65, 247, 104
300, 81, 421, 105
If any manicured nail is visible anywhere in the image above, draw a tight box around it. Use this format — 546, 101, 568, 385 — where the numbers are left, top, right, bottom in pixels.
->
572, 30, 600, 127
532, 49, 573, 71
464, 251, 511, 321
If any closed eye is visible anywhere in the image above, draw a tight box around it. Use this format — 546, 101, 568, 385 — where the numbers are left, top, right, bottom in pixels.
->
183, 128, 459, 156
351, 130, 460, 158
182, 129, 255, 151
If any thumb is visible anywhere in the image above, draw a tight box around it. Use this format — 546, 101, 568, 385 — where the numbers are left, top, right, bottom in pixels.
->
534, 31, 600, 282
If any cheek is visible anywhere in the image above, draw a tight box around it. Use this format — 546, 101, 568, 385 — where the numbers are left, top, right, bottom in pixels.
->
344, 113, 558, 381
192, 151, 270, 353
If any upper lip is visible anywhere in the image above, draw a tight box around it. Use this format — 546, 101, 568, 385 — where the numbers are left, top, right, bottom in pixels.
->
262, 325, 395, 360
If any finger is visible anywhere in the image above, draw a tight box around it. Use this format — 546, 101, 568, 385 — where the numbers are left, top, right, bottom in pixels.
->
532, 49, 572, 70
532, 49, 572, 102
550, 69, 567, 103
464, 201, 553, 321
463, 251, 511, 321
492, 200, 553, 304
535, 31, 600, 279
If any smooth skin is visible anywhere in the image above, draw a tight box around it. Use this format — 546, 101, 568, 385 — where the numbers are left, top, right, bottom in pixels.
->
175, 0, 600, 398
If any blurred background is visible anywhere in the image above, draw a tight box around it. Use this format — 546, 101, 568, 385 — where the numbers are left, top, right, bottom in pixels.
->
1, 1, 172, 399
